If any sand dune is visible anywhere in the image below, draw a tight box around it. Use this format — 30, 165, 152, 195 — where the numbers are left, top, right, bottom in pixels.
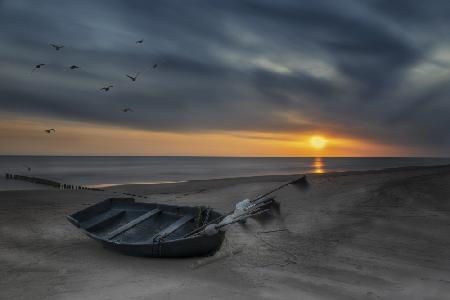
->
1, 165, 450, 299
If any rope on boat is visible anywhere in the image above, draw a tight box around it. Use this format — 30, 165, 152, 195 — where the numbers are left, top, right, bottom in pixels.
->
184, 175, 308, 238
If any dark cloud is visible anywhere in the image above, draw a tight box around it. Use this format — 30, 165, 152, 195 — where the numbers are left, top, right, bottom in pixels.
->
0, 0, 450, 154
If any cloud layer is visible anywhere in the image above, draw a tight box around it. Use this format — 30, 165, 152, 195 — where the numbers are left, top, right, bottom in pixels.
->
1, 0, 450, 154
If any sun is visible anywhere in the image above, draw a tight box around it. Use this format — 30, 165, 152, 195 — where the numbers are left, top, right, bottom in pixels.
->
309, 135, 327, 150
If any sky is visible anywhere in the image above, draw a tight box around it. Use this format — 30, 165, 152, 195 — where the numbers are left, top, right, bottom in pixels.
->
0, 0, 449, 156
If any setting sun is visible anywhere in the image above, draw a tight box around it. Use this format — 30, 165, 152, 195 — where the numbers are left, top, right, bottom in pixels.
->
310, 135, 327, 150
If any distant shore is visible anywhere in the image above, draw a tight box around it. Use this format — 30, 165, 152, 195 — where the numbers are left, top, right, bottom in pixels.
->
1, 164, 450, 299
1, 161, 450, 191
2, 156, 450, 191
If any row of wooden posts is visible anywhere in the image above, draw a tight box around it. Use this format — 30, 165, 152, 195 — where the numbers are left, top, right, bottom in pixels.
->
5, 173, 149, 199
5, 173, 105, 191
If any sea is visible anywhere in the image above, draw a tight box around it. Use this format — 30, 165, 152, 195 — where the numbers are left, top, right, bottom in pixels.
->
1, 156, 449, 190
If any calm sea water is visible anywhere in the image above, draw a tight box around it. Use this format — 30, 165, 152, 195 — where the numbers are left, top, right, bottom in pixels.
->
1, 156, 449, 190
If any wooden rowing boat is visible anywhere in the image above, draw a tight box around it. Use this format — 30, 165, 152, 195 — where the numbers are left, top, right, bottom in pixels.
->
67, 198, 225, 257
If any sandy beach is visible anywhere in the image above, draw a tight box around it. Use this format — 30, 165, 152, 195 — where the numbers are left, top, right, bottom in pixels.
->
1, 165, 450, 299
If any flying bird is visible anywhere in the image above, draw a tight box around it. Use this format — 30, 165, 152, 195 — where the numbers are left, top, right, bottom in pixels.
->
45, 128, 56, 134
50, 43, 64, 51
23, 164, 32, 172
69, 65, 80, 70
31, 63, 46, 73
100, 85, 114, 92
126, 72, 140, 82
151, 59, 165, 70
136, 39, 144, 44
122, 108, 133, 113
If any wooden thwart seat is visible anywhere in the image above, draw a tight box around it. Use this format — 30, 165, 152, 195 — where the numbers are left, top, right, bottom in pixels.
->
106, 208, 161, 240
152, 215, 195, 241
83, 210, 125, 230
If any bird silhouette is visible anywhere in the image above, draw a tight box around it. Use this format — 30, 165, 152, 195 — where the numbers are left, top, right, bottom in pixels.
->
151, 59, 166, 70
136, 39, 144, 44
45, 128, 56, 134
23, 164, 32, 172
100, 85, 114, 92
69, 65, 80, 70
123, 108, 133, 113
126, 72, 140, 82
31, 63, 46, 73
50, 43, 64, 51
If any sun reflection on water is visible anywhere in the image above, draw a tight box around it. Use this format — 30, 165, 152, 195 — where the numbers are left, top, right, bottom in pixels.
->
313, 157, 325, 173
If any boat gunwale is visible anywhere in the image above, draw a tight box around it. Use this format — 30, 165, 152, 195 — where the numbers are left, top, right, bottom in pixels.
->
67, 197, 224, 246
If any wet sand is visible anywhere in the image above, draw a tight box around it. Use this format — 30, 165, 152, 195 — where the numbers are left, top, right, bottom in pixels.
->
1, 165, 450, 299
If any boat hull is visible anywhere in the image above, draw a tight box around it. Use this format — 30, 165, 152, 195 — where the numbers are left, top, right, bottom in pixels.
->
99, 231, 225, 257
67, 198, 225, 258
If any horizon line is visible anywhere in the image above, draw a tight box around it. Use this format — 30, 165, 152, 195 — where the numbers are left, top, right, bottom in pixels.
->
1, 155, 449, 159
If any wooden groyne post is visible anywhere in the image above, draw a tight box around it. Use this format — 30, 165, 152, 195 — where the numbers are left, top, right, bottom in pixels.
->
5, 173, 144, 197
5, 173, 61, 188
5, 173, 109, 191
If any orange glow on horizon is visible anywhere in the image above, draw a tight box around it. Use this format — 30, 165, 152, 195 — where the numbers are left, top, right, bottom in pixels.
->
0, 113, 435, 157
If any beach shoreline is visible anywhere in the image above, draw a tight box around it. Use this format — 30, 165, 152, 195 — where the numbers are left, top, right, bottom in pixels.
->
1, 164, 450, 299
2, 156, 450, 191
2, 162, 450, 192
